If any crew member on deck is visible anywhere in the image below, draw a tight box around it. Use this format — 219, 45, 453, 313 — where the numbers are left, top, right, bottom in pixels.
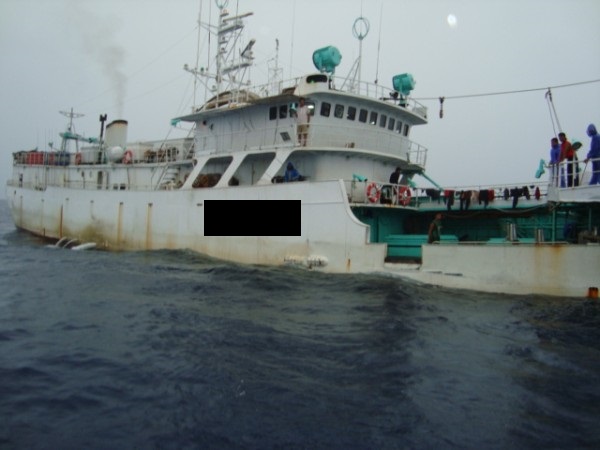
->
549, 137, 564, 187
585, 123, 600, 185
284, 162, 302, 182
559, 132, 577, 187
389, 167, 401, 184
296, 97, 310, 147
428, 213, 443, 244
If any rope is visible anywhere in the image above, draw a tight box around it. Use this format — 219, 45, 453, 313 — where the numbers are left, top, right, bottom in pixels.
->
414, 78, 600, 101
545, 89, 558, 137
547, 89, 562, 132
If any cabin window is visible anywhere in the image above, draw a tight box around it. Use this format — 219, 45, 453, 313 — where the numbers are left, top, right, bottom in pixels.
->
359, 109, 368, 123
347, 106, 356, 120
395, 120, 403, 134
269, 106, 277, 120
320, 102, 331, 117
306, 74, 329, 84
388, 117, 395, 131
403, 124, 410, 136
379, 114, 387, 128
369, 111, 378, 125
334, 104, 344, 118
279, 104, 288, 119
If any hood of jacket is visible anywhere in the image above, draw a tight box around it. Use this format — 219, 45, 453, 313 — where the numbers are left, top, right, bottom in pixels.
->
587, 123, 597, 136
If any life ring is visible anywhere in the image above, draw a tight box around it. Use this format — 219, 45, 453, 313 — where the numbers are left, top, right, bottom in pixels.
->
75, 153, 82, 165
366, 182, 381, 203
123, 149, 133, 164
397, 186, 411, 206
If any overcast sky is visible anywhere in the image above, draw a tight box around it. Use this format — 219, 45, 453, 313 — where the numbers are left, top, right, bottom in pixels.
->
1, 0, 599, 198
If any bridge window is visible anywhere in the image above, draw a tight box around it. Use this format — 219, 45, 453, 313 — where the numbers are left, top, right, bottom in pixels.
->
269, 106, 277, 120
388, 118, 395, 130
347, 106, 356, 120
359, 109, 368, 123
379, 114, 387, 128
403, 124, 410, 136
395, 120, 403, 133
279, 104, 288, 119
320, 102, 331, 117
306, 74, 329, 84
369, 111, 378, 125
334, 104, 344, 118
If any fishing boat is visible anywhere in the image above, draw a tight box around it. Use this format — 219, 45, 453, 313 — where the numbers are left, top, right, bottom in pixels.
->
6, 2, 600, 298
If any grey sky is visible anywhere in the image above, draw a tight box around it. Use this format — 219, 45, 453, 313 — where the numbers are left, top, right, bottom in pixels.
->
1, 0, 599, 198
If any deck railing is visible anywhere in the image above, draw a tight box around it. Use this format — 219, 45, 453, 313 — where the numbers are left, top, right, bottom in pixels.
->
547, 157, 600, 188
345, 178, 551, 209
252, 76, 428, 121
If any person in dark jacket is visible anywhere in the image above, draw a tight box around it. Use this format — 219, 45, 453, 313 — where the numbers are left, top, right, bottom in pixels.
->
428, 213, 443, 244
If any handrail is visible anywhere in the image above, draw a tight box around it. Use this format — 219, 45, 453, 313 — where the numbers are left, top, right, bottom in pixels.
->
548, 156, 600, 188
344, 178, 551, 206
250, 75, 428, 120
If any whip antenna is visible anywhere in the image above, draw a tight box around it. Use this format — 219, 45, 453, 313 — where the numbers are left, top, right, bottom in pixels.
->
374, 2, 383, 85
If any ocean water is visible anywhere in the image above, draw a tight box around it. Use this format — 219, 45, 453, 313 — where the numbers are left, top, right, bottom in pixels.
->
0, 199, 598, 449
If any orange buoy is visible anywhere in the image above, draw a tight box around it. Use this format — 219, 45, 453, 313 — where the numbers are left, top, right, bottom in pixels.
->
366, 182, 381, 203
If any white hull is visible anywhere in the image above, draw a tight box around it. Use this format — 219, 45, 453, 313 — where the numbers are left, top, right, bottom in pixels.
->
387, 243, 600, 298
6, 180, 387, 273
8, 182, 599, 298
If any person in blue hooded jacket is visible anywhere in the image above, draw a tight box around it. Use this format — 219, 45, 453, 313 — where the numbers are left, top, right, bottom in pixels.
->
284, 162, 302, 182
549, 137, 565, 187
584, 124, 600, 185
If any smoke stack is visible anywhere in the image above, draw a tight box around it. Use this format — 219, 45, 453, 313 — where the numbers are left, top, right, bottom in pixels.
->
105, 119, 128, 149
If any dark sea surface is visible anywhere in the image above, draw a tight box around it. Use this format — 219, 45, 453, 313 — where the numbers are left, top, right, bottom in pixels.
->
0, 199, 599, 449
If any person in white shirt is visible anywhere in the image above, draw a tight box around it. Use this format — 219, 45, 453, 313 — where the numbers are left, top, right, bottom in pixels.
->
296, 97, 310, 146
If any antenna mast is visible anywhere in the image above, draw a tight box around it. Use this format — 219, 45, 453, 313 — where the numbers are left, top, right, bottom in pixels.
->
346, 17, 370, 94
184, 0, 254, 108
59, 108, 85, 152
191, 0, 204, 110
268, 39, 283, 95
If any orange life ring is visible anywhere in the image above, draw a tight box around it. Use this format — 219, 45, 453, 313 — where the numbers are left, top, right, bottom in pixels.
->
366, 182, 381, 203
397, 186, 411, 206
75, 153, 82, 165
123, 149, 133, 164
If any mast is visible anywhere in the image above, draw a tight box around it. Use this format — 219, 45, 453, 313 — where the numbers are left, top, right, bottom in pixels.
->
185, 0, 254, 109
267, 38, 283, 96
58, 108, 85, 152
344, 17, 370, 94
192, 0, 204, 110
